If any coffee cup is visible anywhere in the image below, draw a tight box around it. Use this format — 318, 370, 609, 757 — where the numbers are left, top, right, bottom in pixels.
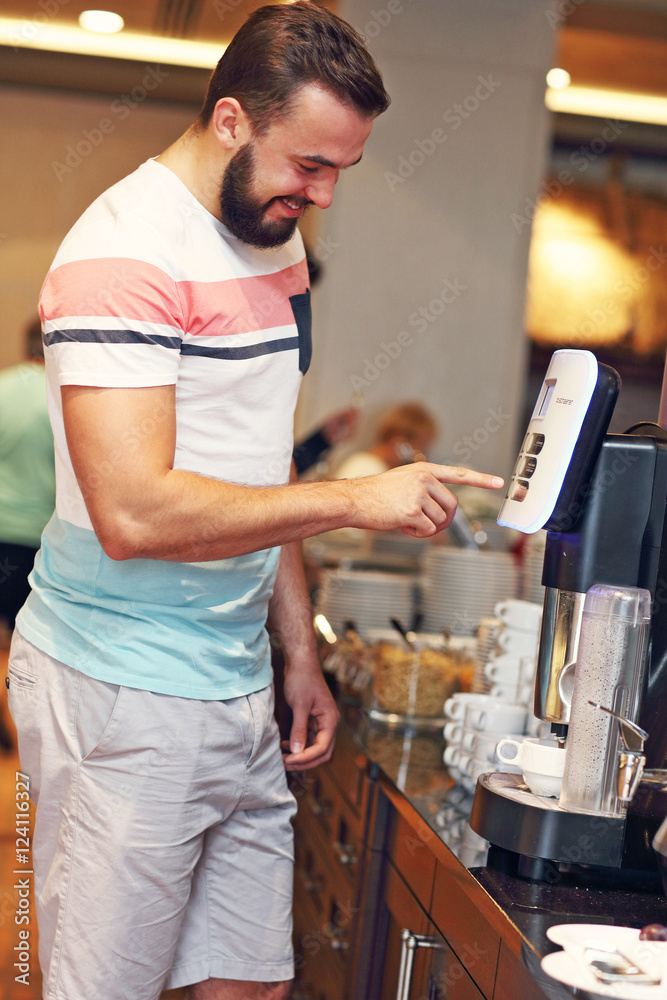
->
494, 598, 542, 633
444, 692, 498, 721
496, 736, 566, 797
484, 657, 521, 683
489, 681, 521, 702
443, 744, 461, 768
471, 730, 525, 764
465, 702, 527, 734
443, 720, 462, 743
497, 628, 539, 656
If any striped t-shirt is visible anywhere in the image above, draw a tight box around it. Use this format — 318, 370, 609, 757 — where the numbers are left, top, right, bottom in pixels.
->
17, 158, 311, 699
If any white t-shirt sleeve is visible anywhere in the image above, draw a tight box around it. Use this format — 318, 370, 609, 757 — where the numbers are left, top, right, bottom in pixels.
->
41, 254, 183, 389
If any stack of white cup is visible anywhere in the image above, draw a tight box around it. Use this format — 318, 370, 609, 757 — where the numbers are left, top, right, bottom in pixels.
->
483, 599, 542, 707
434, 784, 491, 867
443, 692, 529, 794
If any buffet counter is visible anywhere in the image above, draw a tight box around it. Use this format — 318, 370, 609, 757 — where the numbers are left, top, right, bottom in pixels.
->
290, 696, 667, 1000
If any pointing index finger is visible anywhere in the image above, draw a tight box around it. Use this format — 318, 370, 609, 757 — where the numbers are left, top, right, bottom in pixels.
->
430, 465, 505, 490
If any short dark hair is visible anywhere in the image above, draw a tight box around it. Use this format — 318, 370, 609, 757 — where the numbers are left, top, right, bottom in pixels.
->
198, 1, 389, 136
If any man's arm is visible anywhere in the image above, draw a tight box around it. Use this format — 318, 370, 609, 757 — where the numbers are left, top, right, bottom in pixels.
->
62, 384, 504, 562
268, 529, 339, 771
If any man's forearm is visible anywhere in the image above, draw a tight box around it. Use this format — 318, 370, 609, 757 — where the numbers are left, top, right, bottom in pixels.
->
95, 470, 356, 562
267, 539, 319, 673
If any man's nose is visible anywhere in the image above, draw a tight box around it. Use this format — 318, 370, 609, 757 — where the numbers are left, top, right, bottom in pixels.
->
304, 170, 339, 210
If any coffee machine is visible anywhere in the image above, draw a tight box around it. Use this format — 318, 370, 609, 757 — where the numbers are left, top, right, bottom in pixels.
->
470, 348, 667, 883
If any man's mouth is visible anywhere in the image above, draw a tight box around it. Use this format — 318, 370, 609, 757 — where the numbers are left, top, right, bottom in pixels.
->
273, 196, 311, 217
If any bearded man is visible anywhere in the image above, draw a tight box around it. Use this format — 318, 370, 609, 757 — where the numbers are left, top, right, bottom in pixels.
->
8, 4, 503, 998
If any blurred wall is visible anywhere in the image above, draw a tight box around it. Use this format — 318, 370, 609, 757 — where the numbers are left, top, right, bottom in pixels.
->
0, 85, 194, 368
298, 0, 558, 480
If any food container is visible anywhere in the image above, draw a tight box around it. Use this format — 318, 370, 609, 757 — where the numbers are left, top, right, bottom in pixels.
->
362, 630, 475, 728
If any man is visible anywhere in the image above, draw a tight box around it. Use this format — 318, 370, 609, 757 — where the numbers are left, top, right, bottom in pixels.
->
8, 4, 504, 999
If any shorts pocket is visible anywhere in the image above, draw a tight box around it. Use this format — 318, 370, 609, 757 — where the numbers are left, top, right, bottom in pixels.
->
75, 673, 124, 762
289, 290, 312, 375
7, 664, 37, 688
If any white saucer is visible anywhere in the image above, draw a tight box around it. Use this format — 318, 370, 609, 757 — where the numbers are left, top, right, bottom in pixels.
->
542, 924, 667, 999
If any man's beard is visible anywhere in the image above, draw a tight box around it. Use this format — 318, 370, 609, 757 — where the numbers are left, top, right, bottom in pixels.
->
219, 143, 309, 249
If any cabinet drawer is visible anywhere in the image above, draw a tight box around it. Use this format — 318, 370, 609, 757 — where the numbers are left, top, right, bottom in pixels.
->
294, 768, 364, 888
386, 807, 437, 914
327, 725, 369, 817
430, 860, 500, 999
429, 933, 486, 1000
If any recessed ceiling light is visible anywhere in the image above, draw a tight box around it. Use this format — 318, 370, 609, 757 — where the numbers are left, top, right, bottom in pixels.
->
546, 85, 667, 127
78, 10, 125, 34
546, 68, 571, 90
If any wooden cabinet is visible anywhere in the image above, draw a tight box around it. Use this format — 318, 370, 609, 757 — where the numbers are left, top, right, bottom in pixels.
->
366, 788, 489, 1000
290, 726, 371, 1000
291, 729, 550, 1000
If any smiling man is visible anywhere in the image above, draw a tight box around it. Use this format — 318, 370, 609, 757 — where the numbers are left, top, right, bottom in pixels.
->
7, 4, 504, 1000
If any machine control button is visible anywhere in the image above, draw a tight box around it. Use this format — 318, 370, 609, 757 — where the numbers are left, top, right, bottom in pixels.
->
526, 433, 545, 455
510, 479, 530, 502
519, 456, 537, 479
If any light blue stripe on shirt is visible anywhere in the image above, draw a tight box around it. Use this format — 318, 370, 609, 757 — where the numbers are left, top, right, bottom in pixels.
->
17, 514, 278, 700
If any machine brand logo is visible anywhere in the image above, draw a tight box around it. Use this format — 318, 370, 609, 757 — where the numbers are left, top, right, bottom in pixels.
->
556, 397, 574, 405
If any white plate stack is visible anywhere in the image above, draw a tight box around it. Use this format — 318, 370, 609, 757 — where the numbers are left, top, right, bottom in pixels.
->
420, 548, 519, 636
315, 568, 418, 639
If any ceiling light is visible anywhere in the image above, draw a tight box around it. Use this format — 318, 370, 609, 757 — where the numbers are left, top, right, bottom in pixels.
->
0, 17, 224, 68
546, 85, 667, 127
78, 10, 125, 34
546, 68, 571, 90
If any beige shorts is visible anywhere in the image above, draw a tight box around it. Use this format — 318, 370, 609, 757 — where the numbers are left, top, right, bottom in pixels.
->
8, 630, 297, 1000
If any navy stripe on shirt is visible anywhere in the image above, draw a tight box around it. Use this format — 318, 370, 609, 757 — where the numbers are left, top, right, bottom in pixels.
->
44, 329, 299, 360
180, 337, 299, 360
44, 329, 182, 349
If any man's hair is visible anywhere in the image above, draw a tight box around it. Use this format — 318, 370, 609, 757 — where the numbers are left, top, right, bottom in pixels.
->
376, 403, 438, 446
198, 1, 389, 136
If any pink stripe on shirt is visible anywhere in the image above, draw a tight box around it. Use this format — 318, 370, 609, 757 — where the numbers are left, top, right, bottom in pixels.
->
41, 257, 309, 337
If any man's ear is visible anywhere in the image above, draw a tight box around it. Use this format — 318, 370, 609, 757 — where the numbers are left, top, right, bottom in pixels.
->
210, 98, 250, 151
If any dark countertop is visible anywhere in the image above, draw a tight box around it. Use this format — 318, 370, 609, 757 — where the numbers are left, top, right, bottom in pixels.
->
339, 700, 667, 997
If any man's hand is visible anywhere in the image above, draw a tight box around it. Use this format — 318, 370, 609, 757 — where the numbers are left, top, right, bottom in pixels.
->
281, 665, 339, 771
344, 462, 504, 538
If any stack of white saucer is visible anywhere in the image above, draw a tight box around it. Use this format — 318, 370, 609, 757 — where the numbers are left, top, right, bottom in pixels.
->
314, 568, 417, 638
420, 548, 519, 636
482, 599, 542, 708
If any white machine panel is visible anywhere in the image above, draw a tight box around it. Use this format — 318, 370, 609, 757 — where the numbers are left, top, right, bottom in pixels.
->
498, 350, 599, 533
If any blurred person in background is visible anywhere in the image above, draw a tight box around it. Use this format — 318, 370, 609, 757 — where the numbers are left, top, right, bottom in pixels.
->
0, 317, 55, 638
293, 403, 360, 476
0, 317, 55, 752
334, 401, 438, 479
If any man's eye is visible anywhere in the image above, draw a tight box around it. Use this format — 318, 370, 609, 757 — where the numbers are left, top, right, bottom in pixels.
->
299, 164, 319, 174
